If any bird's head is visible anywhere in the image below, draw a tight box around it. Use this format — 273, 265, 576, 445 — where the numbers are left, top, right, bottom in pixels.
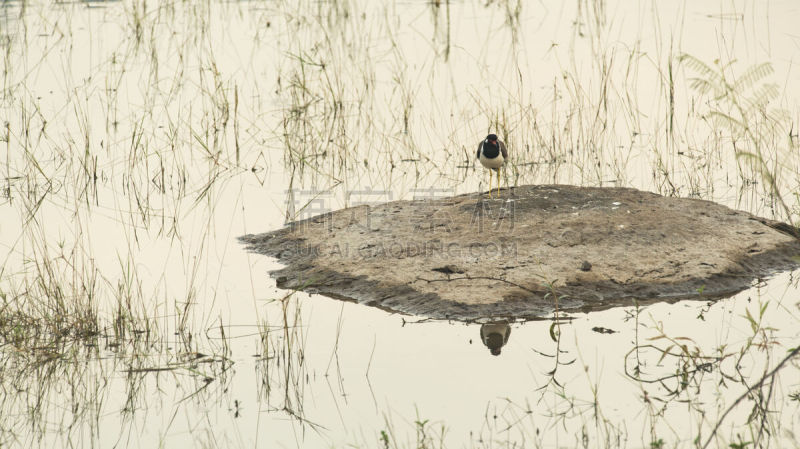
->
486, 134, 498, 145
485, 332, 504, 356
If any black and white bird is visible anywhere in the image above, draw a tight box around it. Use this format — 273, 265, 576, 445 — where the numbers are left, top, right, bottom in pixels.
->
480, 322, 511, 356
477, 134, 508, 198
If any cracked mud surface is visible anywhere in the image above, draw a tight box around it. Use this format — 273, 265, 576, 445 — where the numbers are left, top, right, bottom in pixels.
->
240, 185, 800, 321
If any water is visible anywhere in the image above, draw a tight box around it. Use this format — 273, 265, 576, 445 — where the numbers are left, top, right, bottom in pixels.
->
2, 0, 800, 447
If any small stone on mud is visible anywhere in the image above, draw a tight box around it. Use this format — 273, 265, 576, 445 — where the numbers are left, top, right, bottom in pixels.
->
580, 261, 592, 272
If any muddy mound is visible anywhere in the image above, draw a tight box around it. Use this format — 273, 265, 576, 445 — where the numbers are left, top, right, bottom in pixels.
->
240, 185, 800, 320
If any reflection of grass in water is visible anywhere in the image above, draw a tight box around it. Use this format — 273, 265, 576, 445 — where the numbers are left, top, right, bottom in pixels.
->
255, 289, 339, 435
449, 298, 798, 449
376, 408, 447, 449
0, 291, 233, 447
1, 3, 242, 443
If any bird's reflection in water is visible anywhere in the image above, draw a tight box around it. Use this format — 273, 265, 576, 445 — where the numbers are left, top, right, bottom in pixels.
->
480, 322, 511, 356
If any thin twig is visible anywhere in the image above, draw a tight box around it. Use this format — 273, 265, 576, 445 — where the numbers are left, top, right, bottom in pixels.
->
416, 275, 539, 295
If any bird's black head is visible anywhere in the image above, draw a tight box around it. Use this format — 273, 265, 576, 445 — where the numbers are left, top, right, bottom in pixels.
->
486, 332, 504, 356
481, 134, 501, 159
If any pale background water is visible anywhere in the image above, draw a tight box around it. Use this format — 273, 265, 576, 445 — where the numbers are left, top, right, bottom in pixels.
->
2, 0, 800, 447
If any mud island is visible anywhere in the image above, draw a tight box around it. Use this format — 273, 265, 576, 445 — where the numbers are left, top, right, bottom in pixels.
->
240, 185, 800, 321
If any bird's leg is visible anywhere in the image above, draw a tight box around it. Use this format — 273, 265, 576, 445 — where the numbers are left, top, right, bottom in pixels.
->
502, 166, 507, 197
489, 170, 492, 198
488, 170, 493, 199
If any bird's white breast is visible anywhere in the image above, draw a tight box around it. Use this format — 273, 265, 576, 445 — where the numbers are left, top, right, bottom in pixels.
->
479, 151, 505, 169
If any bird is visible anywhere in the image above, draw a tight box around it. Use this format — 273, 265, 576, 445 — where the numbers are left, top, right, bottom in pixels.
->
477, 134, 508, 199
480, 322, 511, 356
